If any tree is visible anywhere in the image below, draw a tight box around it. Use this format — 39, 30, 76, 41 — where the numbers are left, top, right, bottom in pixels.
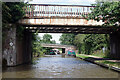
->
87, 1, 120, 27
32, 34, 45, 57
51, 40, 56, 44
83, 1, 119, 55
74, 34, 86, 54
83, 34, 108, 55
42, 34, 53, 44
2, 2, 27, 27
59, 33, 75, 45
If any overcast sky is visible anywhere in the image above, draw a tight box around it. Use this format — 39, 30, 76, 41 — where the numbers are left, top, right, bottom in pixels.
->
38, 33, 62, 44
29, 0, 96, 43
29, 0, 96, 5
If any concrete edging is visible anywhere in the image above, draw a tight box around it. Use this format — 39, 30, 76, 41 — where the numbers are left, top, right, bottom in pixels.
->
77, 57, 120, 73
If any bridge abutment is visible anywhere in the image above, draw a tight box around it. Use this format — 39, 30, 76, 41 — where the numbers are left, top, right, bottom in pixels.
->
16, 30, 33, 65
3, 27, 17, 66
110, 32, 120, 59
22, 30, 32, 64
3, 26, 33, 66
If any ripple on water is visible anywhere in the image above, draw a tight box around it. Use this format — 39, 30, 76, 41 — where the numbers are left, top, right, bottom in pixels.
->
2, 55, 119, 78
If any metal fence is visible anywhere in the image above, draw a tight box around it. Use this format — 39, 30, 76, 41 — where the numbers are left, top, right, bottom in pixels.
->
24, 4, 94, 18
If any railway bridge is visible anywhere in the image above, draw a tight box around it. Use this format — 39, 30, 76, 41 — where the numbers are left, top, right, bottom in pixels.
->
3, 4, 120, 66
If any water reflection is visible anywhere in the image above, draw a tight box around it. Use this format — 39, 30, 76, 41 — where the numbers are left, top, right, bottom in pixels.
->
2, 55, 119, 78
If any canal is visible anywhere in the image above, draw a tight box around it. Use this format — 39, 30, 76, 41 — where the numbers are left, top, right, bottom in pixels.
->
2, 55, 119, 78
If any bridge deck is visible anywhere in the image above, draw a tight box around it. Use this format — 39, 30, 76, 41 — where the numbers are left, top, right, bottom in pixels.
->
41, 43, 75, 48
18, 4, 117, 34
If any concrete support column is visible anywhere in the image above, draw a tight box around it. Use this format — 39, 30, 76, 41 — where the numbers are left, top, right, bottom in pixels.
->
23, 30, 32, 64
16, 29, 33, 65
3, 27, 17, 66
110, 32, 120, 59
3, 26, 33, 66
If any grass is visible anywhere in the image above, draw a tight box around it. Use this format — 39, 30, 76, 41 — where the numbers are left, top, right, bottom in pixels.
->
91, 50, 107, 58
92, 53, 105, 58
76, 54, 90, 59
95, 60, 120, 68
76, 53, 120, 69
76, 50, 107, 58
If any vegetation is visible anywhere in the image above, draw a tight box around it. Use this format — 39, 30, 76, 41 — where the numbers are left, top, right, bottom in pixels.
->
32, 33, 56, 57
60, 34, 109, 57
2, 2, 27, 40
76, 54, 90, 59
3, 1, 119, 59
42, 34, 56, 44
32, 34, 44, 57
59, 33, 75, 45
83, 34, 109, 55
92, 50, 107, 58
95, 60, 120, 68
2, 2, 26, 24
74, 1, 120, 57
74, 34, 86, 54
87, 1, 120, 27
82, 1, 120, 56
76, 54, 120, 69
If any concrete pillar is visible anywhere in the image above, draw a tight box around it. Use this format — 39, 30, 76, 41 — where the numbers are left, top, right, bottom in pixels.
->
16, 35, 24, 65
110, 32, 120, 59
16, 29, 33, 65
22, 30, 32, 64
3, 26, 33, 66
2, 27, 17, 66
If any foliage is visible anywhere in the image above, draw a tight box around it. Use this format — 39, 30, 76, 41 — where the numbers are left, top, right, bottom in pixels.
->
82, 1, 116, 55
2, 2, 26, 24
59, 33, 109, 56
92, 50, 106, 58
51, 40, 56, 44
87, 1, 120, 27
59, 33, 75, 45
83, 34, 109, 55
2, 2, 27, 40
74, 34, 86, 54
16, 25, 25, 40
32, 34, 44, 57
73, 34, 109, 56
32, 33, 57, 56
41, 34, 56, 44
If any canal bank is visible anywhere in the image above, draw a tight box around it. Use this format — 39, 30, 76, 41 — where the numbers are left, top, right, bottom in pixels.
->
76, 54, 120, 73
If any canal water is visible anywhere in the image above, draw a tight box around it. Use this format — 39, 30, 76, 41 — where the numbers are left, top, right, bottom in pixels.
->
2, 55, 119, 78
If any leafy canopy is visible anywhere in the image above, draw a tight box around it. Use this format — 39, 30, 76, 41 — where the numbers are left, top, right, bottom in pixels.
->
87, 1, 120, 27
42, 34, 56, 44
2, 2, 27, 27
59, 34, 75, 45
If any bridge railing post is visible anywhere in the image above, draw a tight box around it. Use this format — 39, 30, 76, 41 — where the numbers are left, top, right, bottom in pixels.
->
25, 4, 94, 18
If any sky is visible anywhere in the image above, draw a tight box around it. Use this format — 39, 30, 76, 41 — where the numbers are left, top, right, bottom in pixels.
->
28, 0, 96, 5
29, 0, 96, 43
38, 33, 62, 44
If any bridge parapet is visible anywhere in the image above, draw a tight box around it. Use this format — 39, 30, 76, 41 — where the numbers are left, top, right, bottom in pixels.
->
41, 43, 76, 49
18, 4, 114, 34
24, 4, 94, 19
